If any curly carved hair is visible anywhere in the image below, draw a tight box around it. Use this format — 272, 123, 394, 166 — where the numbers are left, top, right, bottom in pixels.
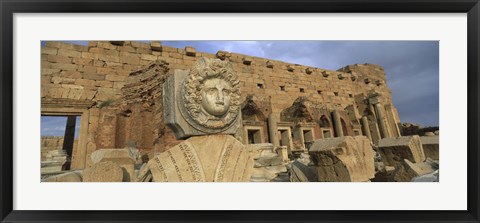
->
183, 57, 241, 120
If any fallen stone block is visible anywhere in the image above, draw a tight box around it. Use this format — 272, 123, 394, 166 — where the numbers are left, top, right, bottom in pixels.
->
83, 161, 124, 182
420, 135, 439, 161
247, 143, 274, 159
91, 148, 135, 182
378, 135, 425, 166
289, 160, 318, 182
412, 170, 439, 182
275, 146, 289, 162
135, 163, 152, 182
250, 167, 278, 182
295, 152, 313, 166
42, 171, 83, 182
309, 136, 375, 182
393, 159, 437, 182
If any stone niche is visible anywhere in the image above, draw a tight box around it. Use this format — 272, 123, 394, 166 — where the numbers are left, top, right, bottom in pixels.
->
293, 123, 316, 150
377, 135, 426, 166
243, 124, 265, 145
277, 123, 294, 152
309, 136, 375, 182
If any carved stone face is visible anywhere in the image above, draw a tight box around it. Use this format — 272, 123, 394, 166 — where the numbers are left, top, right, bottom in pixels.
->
201, 78, 232, 117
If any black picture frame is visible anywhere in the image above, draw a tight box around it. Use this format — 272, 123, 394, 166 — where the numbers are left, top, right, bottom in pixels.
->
1, 0, 479, 222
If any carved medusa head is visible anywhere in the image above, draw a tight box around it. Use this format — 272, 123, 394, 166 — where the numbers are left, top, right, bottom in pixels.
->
182, 58, 241, 129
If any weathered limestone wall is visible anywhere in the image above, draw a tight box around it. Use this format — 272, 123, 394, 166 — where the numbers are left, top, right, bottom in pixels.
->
42, 41, 393, 114
41, 41, 400, 169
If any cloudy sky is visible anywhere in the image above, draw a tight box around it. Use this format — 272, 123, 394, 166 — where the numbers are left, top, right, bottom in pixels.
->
41, 41, 439, 137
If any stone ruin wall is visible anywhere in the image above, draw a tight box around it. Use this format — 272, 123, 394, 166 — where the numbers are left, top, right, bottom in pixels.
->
41, 136, 78, 161
41, 41, 400, 170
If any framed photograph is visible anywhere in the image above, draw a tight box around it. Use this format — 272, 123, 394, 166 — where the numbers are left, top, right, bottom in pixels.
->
1, 0, 479, 222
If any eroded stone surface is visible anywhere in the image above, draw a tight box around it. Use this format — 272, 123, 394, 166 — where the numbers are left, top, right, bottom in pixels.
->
83, 161, 124, 182
309, 136, 375, 182
289, 160, 318, 182
412, 170, 439, 182
393, 159, 437, 182
377, 135, 426, 166
90, 148, 135, 182
147, 135, 253, 182
42, 171, 83, 182
420, 136, 439, 161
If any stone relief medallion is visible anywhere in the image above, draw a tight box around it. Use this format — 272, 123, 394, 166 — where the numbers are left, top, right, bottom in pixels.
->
179, 57, 241, 133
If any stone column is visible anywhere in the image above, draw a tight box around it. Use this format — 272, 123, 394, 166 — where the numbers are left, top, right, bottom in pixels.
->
361, 116, 372, 141
374, 103, 390, 138
71, 110, 89, 170
332, 110, 344, 137
267, 114, 279, 148
385, 104, 402, 137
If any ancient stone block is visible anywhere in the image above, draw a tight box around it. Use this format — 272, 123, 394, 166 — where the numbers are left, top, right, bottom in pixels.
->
321, 70, 329, 77
393, 159, 437, 182
83, 161, 124, 182
290, 160, 318, 182
90, 148, 136, 182
377, 135, 426, 166
131, 41, 150, 49
51, 76, 75, 84
147, 135, 253, 182
41, 47, 58, 55
105, 74, 126, 82
141, 54, 157, 61
305, 67, 314, 74
48, 55, 72, 64
411, 170, 439, 182
266, 60, 274, 68
420, 135, 439, 160
42, 171, 83, 182
58, 48, 82, 58
275, 146, 289, 162
243, 56, 253, 65
42, 68, 61, 75
216, 50, 230, 60
97, 41, 117, 50
74, 79, 96, 87
83, 73, 105, 81
95, 80, 114, 88
110, 41, 125, 46
72, 58, 93, 66
150, 41, 162, 51
309, 136, 375, 182
287, 65, 294, 72
185, 46, 196, 57
41, 149, 69, 174
119, 52, 140, 65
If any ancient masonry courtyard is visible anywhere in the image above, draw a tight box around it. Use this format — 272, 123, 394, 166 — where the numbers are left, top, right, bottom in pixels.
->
40, 41, 439, 182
